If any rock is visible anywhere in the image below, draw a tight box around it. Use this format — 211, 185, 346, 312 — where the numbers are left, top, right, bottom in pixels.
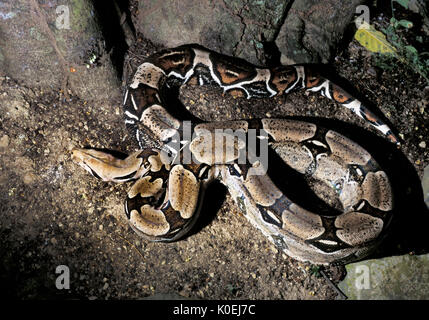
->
134, 0, 291, 65
0, 0, 120, 101
276, 0, 366, 64
0, 89, 30, 120
367, 67, 377, 77
23, 172, 38, 185
134, 0, 369, 65
338, 254, 429, 299
0, 135, 9, 152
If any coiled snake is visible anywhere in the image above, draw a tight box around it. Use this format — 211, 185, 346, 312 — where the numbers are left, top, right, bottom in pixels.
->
72, 44, 397, 265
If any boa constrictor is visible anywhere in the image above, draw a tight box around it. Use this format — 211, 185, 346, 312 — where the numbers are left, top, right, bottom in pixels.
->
72, 44, 397, 265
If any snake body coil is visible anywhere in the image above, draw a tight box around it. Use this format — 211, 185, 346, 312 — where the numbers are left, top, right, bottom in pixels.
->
72, 45, 396, 264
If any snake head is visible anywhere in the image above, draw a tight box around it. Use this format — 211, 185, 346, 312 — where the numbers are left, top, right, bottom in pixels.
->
71, 148, 144, 182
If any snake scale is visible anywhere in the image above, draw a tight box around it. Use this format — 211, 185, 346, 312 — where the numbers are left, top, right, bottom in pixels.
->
72, 44, 397, 265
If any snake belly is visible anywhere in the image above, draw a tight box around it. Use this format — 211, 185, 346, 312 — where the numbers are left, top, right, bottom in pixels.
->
72, 44, 396, 265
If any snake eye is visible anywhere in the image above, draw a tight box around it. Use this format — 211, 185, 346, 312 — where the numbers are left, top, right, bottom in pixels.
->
143, 161, 151, 170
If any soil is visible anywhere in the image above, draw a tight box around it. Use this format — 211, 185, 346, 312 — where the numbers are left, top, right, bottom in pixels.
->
0, 14, 427, 299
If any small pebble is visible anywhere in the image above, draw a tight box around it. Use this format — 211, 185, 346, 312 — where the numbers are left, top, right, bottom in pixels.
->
0, 135, 10, 151
419, 141, 426, 148
23, 172, 37, 184
367, 67, 377, 77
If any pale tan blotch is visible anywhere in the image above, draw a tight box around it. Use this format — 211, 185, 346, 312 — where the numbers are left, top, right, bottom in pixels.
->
361, 171, 393, 211
128, 176, 163, 199
312, 154, 365, 211
335, 212, 383, 246
194, 121, 249, 134
148, 154, 163, 172
130, 62, 165, 89
71, 148, 143, 182
244, 174, 282, 207
168, 165, 200, 219
251, 69, 275, 95
281, 204, 325, 240
192, 48, 213, 68
271, 142, 314, 174
159, 151, 173, 171
189, 129, 246, 165
141, 105, 181, 141
261, 119, 316, 142
129, 206, 170, 236
313, 154, 348, 183
339, 180, 362, 211
325, 130, 371, 165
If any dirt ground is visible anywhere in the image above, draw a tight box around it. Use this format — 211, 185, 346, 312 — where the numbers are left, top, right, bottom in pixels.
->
1, 20, 428, 299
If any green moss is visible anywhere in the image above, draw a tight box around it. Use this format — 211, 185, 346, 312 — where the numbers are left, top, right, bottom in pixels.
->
29, 27, 45, 41
70, 0, 91, 33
